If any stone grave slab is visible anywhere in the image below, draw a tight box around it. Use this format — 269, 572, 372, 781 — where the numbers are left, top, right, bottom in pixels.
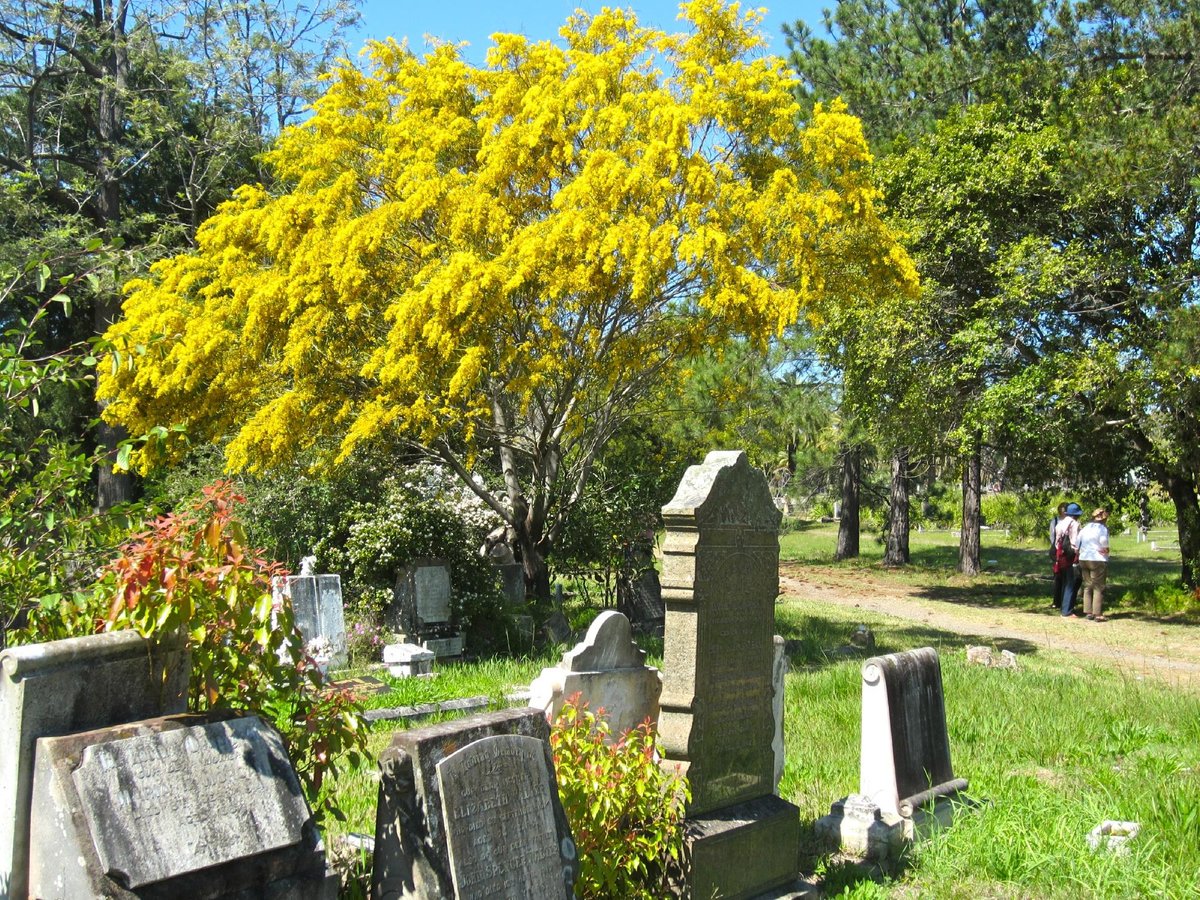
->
384, 642, 435, 678
276, 573, 347, 668
0, 630, 189, 898
438, 735, 574, 899
657, 449, 800, 899
330, 674, 392, 697
389, 560, 452, 635
860, 647, 967, 819
372, 707, 577, 899
27, 712, 333, 899
528, 610, 661, 741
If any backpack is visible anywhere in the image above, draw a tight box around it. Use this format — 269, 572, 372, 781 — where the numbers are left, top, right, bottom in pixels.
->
1053, 525, 1075, 574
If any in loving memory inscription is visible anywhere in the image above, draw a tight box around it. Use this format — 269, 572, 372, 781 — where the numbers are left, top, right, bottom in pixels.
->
437, 735, 570, 900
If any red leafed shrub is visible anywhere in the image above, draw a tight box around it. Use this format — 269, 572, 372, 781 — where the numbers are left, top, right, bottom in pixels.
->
551, 694, 689, 898
99, 481, 366, 821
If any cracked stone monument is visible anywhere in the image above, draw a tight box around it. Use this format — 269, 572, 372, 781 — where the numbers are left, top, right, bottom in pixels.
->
387, 560, 464, 658
658, 450, 800, 900
274, 571, 348, 669
372, 707, 578, 899
527, 610, 662, 741
1, 631, 189, 899
27, 712, 334, 899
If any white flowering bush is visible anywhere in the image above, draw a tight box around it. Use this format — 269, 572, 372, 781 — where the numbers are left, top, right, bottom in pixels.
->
318, 466, 512, 653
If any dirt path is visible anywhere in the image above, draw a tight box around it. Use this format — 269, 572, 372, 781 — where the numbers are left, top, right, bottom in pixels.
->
779, 562, 1200, 689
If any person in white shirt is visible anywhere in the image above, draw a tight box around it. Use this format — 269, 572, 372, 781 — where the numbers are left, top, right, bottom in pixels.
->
1077, 508, 1111, 621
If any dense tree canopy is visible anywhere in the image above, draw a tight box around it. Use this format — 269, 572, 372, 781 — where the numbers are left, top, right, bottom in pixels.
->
98, 0, 917, 596
789, 0, 1200, 584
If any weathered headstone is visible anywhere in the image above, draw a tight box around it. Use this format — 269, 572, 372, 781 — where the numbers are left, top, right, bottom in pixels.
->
616, 540, 665, 634
438, 735, 573, 899
772, 635, 787, 791
28, 712, 333, 899
540, 609, 571, 646
389, 560, 452, 634
818, 648, 968, 856
372, 707, 577, 899
275, 573, 348, 668
0, 631, 189, 898
388, 560, 464, 657
658, 450, 800, 899
859, 647, 967, 819
527, 610, 662, 741
495, 562, 526, 608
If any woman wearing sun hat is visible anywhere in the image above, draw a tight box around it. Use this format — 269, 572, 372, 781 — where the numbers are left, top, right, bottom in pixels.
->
1077, 507, 1111, 621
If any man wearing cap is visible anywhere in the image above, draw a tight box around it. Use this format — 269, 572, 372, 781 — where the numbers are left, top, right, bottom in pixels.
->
1053, 502, 1084, 616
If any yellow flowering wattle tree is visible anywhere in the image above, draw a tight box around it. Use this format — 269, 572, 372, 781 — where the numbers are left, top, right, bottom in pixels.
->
98, 0, 917, 599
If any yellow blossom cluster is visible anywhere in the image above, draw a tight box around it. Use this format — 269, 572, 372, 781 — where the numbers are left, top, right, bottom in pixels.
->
99, 0, 917, 474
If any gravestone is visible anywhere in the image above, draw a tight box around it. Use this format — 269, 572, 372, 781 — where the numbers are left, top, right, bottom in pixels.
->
658, 450, 800, 899
616, 539, 665, 634
438, 735, 573, 899
772, 635, 787, 791
0, 631, 189, 899
495, 563, 526, 607
388, 560, 464, 657
859, 647, 967, 819
818, 648, 968, 856
372, 707, 577, 899
27, 712, 333, 899
527, 610, 662, 741
275, 573, 348, 668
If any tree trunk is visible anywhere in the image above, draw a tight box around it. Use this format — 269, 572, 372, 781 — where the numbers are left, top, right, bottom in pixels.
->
959, 438, 982, 575
509, 495, 552, 603
92, 0, 134, 510
835, 444, 861, 561
1164, 473, 1200, 589
883, 447, 910, 567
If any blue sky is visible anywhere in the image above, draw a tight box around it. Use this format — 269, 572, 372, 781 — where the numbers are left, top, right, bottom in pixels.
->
350, 1, 831, 65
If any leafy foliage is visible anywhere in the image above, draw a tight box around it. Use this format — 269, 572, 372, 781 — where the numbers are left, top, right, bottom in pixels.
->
94, 481, 367, 820
317, 465, 510, 653
98, 0, 916, 598
551, 695, 689, 899
0, 245, 137, 644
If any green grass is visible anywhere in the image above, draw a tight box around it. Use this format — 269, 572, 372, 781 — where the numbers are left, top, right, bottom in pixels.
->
778, 597, 1200, 898
323, 525, 1200, 897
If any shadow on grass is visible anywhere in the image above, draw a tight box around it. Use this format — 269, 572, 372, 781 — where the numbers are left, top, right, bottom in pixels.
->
776, 610, 1041, 671
797, 825, 912, 897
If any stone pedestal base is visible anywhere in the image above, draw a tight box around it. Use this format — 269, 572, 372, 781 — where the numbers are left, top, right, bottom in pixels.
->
816, 792, 967, 860
682, 794, 800, 900
814, 794, 906, 860
392, 632, 464, 658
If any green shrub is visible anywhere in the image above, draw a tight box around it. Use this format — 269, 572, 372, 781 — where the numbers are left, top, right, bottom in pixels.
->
551, 695, 689, 899
344, 615, 389, 667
